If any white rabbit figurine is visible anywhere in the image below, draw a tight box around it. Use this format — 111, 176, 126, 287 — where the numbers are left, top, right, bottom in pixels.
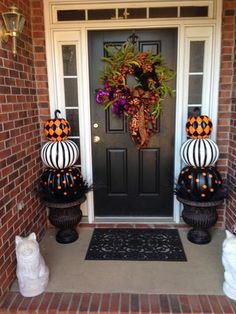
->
222, 230, 236, 300
15, 232, 49, 297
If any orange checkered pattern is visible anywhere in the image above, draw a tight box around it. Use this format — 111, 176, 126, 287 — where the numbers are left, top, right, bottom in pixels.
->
44, 119, 71, 141
186, 116, 212, 139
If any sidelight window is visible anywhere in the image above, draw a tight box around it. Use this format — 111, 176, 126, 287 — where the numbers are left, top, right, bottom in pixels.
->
187, 41, 205, 117
62, 45, 81, 166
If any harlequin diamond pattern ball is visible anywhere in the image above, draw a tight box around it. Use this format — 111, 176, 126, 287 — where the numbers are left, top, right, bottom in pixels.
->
44, 118, 71, 141
186, 115, 213, 138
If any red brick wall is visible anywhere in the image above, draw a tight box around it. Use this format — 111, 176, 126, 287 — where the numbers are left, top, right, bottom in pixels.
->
225, 0, 236, 230
0, 0, 49, 297
218, 0, 236, 230
31, 0, 50, 126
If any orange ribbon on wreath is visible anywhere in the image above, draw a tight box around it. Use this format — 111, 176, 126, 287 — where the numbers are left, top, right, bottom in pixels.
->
128, 87, 158, 148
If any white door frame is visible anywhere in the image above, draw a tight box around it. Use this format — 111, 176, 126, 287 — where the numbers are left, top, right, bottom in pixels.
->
43, 0, 222, 223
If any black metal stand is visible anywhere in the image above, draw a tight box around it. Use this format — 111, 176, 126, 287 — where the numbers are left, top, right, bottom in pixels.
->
177, 197, 223, 245
44, 196, 86, 244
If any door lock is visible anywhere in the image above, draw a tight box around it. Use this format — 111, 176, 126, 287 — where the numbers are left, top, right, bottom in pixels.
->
93, 123, 99, 128
93, 136, 101, 143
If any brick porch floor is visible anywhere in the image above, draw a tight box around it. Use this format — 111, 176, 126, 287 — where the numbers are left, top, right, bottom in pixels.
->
1, 224, 234, 313
0, 291, 236, 313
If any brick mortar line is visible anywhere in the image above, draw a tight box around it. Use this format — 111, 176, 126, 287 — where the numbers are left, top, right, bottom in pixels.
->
1, 293, 236, 313
2, 292, 18, 311
206, 295, 215, 314
31, 293, 45, 312
87, 294, 93, 314
67, 293, 81, 313
107, 293, 112, 314
56, 292, 64, 312
46, 292, 55, 312
147, 295, 151, 314
97, 294, 103, 314
65, 293, 73, 314
118, 293, 121, 314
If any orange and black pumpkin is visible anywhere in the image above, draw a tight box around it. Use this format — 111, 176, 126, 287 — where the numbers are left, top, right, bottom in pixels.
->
40, 166, 87, 202
177, 166, 222, 202
186, 115, 212, 139
44, 110, 71, 141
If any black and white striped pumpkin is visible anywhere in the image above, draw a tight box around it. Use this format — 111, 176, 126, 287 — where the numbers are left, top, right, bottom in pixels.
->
41, 140, 79, 169
180, 138, 219, 167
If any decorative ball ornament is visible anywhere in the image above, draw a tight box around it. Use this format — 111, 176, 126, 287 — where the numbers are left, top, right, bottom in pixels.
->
186, 115, 213, 138
44, 110, 71, 141
180, 138, 219, 167
177, 166, 223, 201
40, 167, 85, 202
41, 140, 79, 169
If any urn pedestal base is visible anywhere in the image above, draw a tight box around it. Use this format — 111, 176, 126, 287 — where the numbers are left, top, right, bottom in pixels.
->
187, 227, 211, 245
177, 197, 223, 245
44, 196, 86, 244
56, 228, 79, 244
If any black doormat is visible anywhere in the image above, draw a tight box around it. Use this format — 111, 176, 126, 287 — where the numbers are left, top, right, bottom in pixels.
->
85, 228, 187, 261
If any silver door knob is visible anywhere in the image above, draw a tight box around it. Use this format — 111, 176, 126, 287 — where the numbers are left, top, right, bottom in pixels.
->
93, 136, 101, 143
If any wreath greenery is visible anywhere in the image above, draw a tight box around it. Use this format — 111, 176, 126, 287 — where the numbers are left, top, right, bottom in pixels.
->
96, 40, 175, 148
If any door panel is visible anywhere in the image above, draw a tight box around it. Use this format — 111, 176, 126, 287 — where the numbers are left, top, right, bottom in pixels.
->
107, 149, 128, 194
139, 148, 160, 194
89, 29, 177, 217
106, 110, 126, 133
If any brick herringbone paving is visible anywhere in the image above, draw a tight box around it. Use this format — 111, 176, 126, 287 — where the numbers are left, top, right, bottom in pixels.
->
0, 292, 236, 313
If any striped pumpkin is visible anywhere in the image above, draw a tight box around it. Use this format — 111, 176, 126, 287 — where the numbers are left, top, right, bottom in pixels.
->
180, 138, 219, 167
41, 140, 79, 169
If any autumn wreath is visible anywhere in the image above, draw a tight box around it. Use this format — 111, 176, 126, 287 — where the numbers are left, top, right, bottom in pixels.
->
96, 40, 175, 148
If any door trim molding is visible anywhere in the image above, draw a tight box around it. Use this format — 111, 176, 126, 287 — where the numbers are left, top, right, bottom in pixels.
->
43, 0, 222, 223
94, 216, 175, 223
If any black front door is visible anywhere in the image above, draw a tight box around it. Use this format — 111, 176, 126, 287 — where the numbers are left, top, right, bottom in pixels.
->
89, 29, 177, 217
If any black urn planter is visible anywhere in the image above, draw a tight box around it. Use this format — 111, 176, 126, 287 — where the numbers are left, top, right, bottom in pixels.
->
44, 196, 86, 244
177, 196, 223, 245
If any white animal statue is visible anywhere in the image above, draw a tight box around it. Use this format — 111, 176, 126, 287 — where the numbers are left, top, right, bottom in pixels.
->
15, 232, 49, 297
222, 230, 236, 300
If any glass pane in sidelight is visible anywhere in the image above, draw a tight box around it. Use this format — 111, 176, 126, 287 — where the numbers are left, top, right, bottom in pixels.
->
64, 78, 78, 107
57, 10, 86, 21
66, 109, 80, 136
62, 45, 77, 76
189, 41, 205, 73
88, 9, 115, 20
118, 8, 146, 19
188, 75, 203, 104
180, 6, 208, 17
188, 106, 202, 117
149, 7, 178, 18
